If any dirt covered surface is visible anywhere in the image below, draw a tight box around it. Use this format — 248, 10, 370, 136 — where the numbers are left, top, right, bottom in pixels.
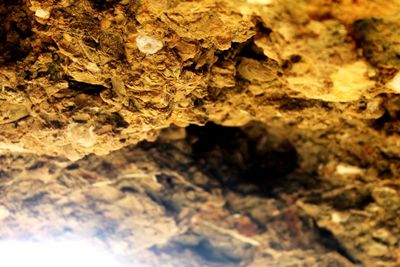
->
1, 0, 400, 266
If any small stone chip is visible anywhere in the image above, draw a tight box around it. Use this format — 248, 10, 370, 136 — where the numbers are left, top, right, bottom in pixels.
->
136, 34, 163, 55
35, 9, 50, 19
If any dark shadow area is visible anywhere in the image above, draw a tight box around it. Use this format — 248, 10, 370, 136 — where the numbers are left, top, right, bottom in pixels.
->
67, 79, 107, 95
185, 121, 299, 196
352, 18, 400, 69
89, 0, 120, 11
0, 0, 33, 65
372, 95, 400, 135
69, 122, 359, 266
316, 226, 360, 264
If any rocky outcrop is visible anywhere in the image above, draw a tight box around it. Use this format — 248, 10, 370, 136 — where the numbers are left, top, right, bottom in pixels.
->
1, 0, 400, 266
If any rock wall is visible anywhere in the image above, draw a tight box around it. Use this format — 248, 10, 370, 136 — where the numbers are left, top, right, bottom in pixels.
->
1, 0, 400, 266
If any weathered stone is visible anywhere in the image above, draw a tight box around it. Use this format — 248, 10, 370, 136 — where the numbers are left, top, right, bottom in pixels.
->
1, 0, 400, 266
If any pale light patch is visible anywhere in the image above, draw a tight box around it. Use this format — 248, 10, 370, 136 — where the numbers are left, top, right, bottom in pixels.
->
0, 206, 10, 220
237, 5, 254, 16
387, 71, 400, 93
327, 61, 375, 102
136, 35, 163, 55
335, 164, 364, 176
247, 0, 273, 4
0, 240, 123, 267
0, 143, 26, 153
35, 8, 50, 19
331, 212, 349, 223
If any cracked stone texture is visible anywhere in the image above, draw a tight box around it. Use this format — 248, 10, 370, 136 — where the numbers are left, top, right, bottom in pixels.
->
0, 0, 398, 160
1, 0, 400, 266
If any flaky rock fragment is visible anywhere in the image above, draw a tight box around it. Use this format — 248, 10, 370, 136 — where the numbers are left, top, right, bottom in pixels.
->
34, 9, 50, 20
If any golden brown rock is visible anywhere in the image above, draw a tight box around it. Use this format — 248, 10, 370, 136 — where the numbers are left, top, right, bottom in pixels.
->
1, 0, 400, 266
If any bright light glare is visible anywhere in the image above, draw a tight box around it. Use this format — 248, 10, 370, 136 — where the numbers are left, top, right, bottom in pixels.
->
0, 240, 123, 267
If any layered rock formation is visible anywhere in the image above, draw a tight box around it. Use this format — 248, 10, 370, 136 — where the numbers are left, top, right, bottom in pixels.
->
1, 0, 400, 266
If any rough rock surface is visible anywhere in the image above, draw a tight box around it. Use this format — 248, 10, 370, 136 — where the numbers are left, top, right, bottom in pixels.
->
1, 0, 400, 266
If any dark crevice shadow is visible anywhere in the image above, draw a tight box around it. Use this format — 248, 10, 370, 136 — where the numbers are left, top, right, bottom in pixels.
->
316, 226, 360, 265
185, 121, 299, 197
